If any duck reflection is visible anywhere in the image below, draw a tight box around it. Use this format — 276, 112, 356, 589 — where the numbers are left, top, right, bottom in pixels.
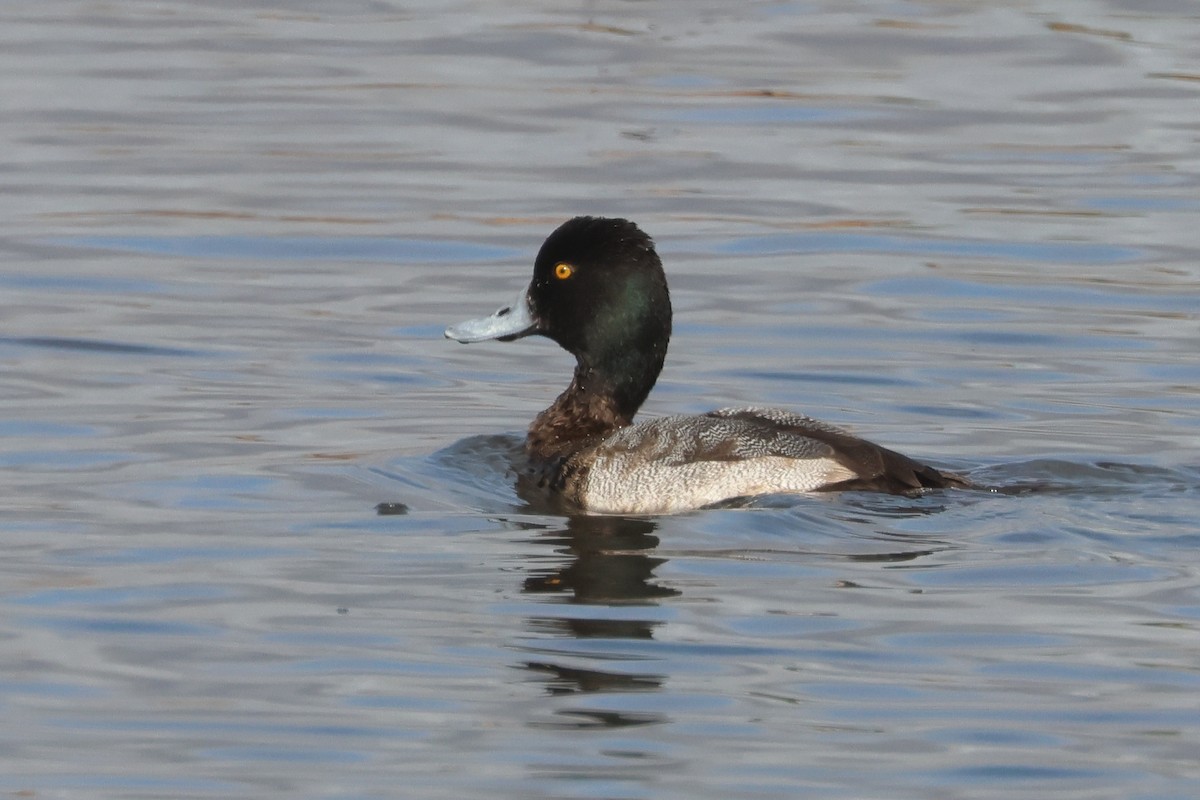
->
518, 514, 673, 727
522, 514, 679, 607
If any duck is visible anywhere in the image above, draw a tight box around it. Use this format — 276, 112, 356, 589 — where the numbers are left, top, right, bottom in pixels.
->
445, 216, 970, 514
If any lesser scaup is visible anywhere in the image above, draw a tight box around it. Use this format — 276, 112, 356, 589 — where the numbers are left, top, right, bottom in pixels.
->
446, 216, 969, 514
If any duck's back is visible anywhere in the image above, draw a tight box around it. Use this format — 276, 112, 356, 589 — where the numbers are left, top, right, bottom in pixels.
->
557, 406, 966, 514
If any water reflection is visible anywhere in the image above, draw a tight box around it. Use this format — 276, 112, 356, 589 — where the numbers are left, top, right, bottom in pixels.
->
522, 515, 678, 605
519, 515, 673, 728
522, 660, 664, 697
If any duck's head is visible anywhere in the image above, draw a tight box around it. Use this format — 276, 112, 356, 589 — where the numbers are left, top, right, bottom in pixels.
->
446, 216, 672, 415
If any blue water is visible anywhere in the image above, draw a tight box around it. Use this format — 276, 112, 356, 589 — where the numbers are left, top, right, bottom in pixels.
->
2, 2, 1199, 799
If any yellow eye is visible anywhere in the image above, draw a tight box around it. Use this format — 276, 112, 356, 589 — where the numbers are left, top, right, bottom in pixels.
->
554, 262, 574, 280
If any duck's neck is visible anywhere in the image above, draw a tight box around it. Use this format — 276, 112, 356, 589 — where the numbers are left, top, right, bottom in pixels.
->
526, 350, 662, 461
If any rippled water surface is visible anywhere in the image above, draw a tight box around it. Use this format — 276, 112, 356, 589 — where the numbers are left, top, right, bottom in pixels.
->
3, 2, 1199, 798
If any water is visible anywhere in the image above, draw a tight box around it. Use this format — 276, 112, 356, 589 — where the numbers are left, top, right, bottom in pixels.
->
2, 1, 1199, 798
